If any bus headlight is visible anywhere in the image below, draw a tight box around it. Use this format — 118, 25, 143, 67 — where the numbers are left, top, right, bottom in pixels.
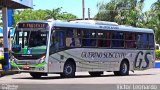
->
39, 56, 45, 63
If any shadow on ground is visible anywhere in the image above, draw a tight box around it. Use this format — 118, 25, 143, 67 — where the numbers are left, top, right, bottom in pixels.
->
12, 73, 155, 80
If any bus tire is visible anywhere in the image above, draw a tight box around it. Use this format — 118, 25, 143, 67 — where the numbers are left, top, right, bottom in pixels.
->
114, 61, 129, 76
61, 61, 76, 78
89, 71, 103, 77
30, 72, 42, 79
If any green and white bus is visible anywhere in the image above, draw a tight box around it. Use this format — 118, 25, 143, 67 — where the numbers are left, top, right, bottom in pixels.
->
10, 20, 155, 78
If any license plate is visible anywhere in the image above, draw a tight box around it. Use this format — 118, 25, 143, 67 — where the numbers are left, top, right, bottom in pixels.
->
22, 65, 30, 70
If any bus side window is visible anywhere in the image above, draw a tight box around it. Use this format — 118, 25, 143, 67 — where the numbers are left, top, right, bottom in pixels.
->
149, 34, 154, 49
97, 31, 110, 47
66, 29, 73, 47
137, 34, 149, 49
125, 32, 136, 48
82, 30, 96, 47
50, 30, 65, 52
112, 32, 124, 48
73, 29, 81, 47
58, 31, 65, 48
50, 31, 59, 52
66, 29, 81, 47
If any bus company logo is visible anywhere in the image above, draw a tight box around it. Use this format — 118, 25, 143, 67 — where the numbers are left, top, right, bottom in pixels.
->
99, 26, 119, 30
81, 52, 126, 59
134, 51, 150, 69
27, 49, 32, 54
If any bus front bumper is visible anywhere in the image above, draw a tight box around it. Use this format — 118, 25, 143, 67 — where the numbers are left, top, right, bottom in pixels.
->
10, 61, 47, 72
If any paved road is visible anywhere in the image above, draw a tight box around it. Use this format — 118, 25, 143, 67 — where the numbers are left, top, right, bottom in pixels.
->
0, 68, 160, 90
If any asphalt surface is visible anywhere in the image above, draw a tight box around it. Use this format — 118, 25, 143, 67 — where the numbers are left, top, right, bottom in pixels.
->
0, 68, 160, 90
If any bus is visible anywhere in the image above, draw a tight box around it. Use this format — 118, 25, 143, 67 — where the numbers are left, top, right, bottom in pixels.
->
10, 20, 155, 78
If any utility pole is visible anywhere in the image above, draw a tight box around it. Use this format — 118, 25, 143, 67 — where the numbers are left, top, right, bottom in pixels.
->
82, 0, 85, 20
88, 8, 90, 20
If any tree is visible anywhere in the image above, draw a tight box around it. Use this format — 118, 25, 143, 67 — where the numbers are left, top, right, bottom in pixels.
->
14, 8, 77, 26
45, 8, 62, 19
95, 0, 145, 27
60, 13, 77, 20
46, 8, 77, 20
95, 0, 118, 22
95, 0, 160, 44
150, 0, 160, 43
14, 9, 48, 26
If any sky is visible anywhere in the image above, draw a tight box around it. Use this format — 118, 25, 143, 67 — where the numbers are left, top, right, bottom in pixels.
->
33, 0, 157, 18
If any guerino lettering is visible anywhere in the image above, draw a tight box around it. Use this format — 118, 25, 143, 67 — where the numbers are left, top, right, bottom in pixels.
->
81, 52, 126, 59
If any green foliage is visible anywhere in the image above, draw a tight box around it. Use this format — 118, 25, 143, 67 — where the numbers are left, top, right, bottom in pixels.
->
14, 9, 48, 26
156, 50, 160, 60
46, 8, 77, 20
13, 8, 77, 26
149, 1, 160, 44
95, 0, 160, 44
95, 0, 118, 22
95, 0, 145, 27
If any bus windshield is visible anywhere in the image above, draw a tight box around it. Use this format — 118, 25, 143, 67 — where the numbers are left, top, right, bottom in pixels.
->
12, 30, 48, 54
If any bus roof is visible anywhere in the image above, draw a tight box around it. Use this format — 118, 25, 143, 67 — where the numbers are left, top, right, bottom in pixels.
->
54, 20, 154, 33
17, 20, 154, 34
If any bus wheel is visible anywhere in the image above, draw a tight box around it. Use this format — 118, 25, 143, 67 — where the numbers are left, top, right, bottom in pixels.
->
89, 71, 103, 77
30, 73, 42, 79
114, 61, 129, 76
61, 61, 76, 78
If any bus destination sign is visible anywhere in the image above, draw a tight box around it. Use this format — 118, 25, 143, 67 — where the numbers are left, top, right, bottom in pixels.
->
18, 23, 48, 28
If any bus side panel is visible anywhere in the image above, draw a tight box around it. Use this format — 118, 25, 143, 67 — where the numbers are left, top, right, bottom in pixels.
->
48, 49, 155, 73
132, 50, 155, 70
48, 53, 64, 73
51, 48, 121, 72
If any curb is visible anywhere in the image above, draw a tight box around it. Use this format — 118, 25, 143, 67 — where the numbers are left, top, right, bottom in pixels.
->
155, 61, 160, 68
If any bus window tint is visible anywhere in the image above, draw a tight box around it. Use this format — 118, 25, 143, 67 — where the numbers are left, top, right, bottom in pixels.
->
90, 30, 96, 38
55, 31, 65, 48
125, 32, 136, 48
82, 30, 96, 47
29, 31, 47, 47
73, 30, 81, 47
137, 34, 149, 49
112, 32, 124, 48
66, 29, 74, 47
97, 31, 110, 47
66, 29, 81, 47
149, 34, 154, 49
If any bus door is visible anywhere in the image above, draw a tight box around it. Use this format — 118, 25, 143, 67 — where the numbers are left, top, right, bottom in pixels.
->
49, 30, 65, 72
50, 30, 65, 53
